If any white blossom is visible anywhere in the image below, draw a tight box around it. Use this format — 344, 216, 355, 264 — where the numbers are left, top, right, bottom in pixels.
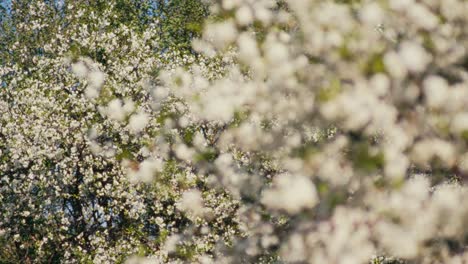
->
128, 112, 149, 133
262, 174, 318, 214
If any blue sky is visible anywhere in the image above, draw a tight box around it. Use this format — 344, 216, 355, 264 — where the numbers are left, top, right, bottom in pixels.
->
1, 0, 11, 8
0, 0, 11, 13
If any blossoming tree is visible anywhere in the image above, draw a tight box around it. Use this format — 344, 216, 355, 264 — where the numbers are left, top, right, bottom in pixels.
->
0, 0, 238, 263
2, 0, 468, 263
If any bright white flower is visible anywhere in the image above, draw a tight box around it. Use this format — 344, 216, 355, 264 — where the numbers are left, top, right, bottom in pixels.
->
88, 70, 105, 88
412, 139, 456, 167
71, 61, 88, 78
178, 189, 205, 217
222, 0, 241, 10
162, 234, 181, 254
236, 5, 253, 26
399, 41, 431, 73
152, 86, 170, 101
105, 99, 126, 121
377, 222, 419, 258
265, 41, 289, 65
127, 158, 163, 183
175, 144, 195, 162
407, 3, 438, 30
128, 112, 149, 133
85, 87, 100, 99
370, 74, 390, 96
360, 3, 384, 26
204, 21, 237, 50
384, 149, 409, 180
384, 51, 407, 78
457, 152, 468, 173
262, 174, 318, 214
423, 75, 448, 109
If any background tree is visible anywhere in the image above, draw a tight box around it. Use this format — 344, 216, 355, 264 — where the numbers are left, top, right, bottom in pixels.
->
0, 0, 235, 263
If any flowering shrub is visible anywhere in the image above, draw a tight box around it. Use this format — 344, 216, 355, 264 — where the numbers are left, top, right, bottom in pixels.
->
2, 0, 468, 263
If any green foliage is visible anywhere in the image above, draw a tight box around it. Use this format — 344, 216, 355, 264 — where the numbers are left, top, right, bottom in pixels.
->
156, 0, 210, 52
363, 53, 386, 76
350, 142, 385, 173
317, 78, 342, 102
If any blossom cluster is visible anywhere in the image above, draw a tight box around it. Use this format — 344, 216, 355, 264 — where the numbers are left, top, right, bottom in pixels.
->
123, 0, 468, 263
